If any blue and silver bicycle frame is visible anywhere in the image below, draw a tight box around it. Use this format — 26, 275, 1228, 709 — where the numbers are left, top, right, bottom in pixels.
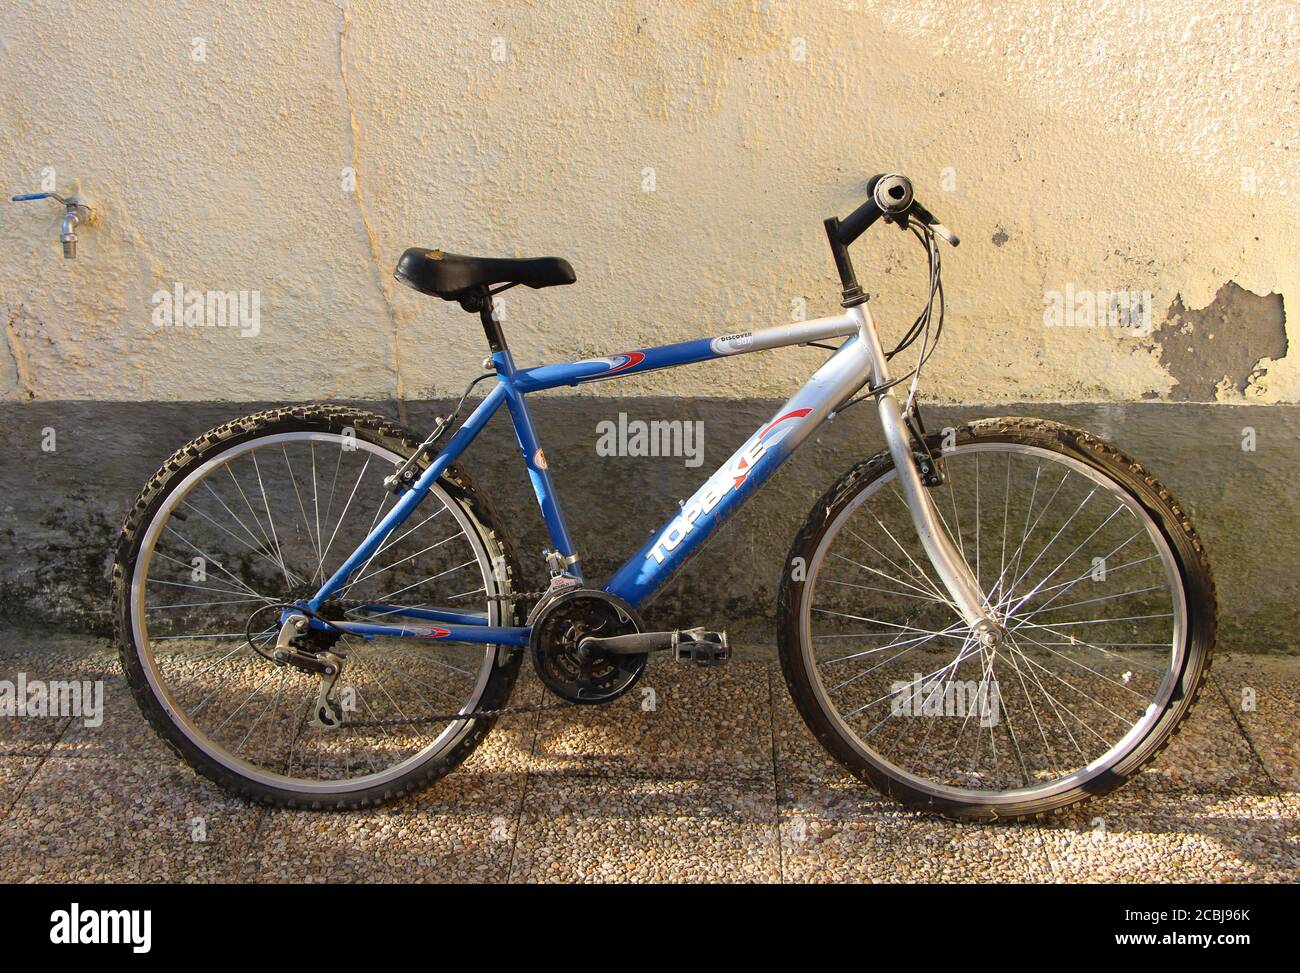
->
305, 301, 993, 646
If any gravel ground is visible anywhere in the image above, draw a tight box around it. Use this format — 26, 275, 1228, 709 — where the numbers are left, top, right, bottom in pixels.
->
0, 626, 1295, 883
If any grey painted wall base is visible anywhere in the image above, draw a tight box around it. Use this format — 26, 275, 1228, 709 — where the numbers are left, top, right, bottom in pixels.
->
1, 399, 1295, 653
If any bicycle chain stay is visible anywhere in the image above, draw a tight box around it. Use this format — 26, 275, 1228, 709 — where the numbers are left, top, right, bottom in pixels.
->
310, 591, 581, 729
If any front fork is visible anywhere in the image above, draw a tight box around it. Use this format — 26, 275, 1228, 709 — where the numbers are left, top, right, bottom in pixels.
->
852, 305, 1002, 646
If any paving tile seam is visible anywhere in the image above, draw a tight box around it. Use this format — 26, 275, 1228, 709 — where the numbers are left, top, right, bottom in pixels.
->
505, 703, 546, 882
0, 716, 73, 825
0, 748, 65, 758
767, 666, 789, 882
519, 773, 781, 795
1209, 663, 1285, 792
0, 646, 116, 823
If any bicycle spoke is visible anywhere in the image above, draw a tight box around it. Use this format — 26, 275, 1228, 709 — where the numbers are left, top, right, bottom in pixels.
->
830, 550, 953, 605
130, 429, 500, 791
319, 454, 373, 575
336, 503, 442, 597
1002, 529, 1146, 622
803, 441, 1184, 801
283, 446, 324, 573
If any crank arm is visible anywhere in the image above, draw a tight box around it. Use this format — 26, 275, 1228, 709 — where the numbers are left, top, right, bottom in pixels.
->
577, 627, 729, 659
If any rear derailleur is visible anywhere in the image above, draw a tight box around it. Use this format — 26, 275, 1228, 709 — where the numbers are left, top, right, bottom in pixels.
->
259, 601, 350, 730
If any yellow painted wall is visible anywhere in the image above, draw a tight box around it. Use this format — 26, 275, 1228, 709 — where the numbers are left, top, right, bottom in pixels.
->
2, 0, 1296, 403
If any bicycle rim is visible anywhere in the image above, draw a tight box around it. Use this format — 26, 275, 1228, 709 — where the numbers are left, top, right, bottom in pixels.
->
799, 442, 1188, 805
128, 430, 501, 795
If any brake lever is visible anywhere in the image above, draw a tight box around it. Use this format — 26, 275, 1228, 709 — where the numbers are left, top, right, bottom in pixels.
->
910, 200, 960, 247
927, 221, 960, 247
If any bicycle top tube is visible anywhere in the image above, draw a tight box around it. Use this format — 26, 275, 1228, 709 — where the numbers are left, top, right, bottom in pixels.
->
512, 313, 860, 394
311, 309, 869, 618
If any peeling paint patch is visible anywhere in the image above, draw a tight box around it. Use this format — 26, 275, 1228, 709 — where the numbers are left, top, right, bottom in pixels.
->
1154, 282, 1287, 401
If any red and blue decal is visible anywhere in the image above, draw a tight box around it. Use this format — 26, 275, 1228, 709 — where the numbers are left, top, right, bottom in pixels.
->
732, 408, 811, 487
757, 408, 812, 442
644, 406, 813, 565
579, 352, 645, 375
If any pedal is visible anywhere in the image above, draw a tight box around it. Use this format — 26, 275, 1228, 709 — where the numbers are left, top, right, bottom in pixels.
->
672, 628, 730, 666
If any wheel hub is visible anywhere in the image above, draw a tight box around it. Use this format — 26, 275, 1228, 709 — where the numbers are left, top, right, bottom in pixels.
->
972, 618, 1004, 649
277, 593, 349, 654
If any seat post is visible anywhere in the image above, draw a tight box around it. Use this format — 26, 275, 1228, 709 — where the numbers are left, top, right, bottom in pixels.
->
466, 286, 507, 353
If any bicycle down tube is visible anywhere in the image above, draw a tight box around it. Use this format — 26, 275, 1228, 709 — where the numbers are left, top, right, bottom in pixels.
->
308, 303, 991, 643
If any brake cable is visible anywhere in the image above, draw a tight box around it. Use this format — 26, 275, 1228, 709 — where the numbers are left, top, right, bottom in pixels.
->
243, 601, 351, 663
832, 217, 944, 418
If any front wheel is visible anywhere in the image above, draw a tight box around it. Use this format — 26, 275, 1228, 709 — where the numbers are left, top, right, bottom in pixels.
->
777, 417, 1217, 820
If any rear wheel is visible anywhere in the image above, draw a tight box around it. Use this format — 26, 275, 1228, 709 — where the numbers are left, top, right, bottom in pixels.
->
778, 417, 1217, 820
112, 406, 524, 809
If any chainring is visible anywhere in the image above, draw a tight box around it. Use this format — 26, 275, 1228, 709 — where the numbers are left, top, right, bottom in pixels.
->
529, 589, 646, 704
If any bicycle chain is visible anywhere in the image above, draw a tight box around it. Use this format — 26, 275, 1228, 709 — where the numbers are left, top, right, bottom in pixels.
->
322, 591, 581, 729
341, 699, 577, 730
484, 590, 552, 603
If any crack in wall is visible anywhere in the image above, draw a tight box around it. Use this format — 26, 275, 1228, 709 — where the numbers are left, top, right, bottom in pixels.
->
338, 3, 408, 424
3, 303, 35, 399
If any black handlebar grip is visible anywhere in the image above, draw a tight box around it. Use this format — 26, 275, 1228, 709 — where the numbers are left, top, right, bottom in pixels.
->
835, 174, 886, 246
834, 173, 959, 247
872, 174, 915, 214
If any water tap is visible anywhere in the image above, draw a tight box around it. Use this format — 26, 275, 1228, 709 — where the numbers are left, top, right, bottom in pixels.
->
10, 192, 94, 258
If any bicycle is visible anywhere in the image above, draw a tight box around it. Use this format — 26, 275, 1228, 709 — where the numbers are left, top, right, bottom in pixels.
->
113, 173, 1216, 819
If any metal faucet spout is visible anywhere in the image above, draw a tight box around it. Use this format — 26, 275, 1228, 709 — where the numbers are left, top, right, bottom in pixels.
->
60, 206, 85, 258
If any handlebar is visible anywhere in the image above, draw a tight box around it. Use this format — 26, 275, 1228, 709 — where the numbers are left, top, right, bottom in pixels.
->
823, 172, 956, 306
834, 173, 958, 248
